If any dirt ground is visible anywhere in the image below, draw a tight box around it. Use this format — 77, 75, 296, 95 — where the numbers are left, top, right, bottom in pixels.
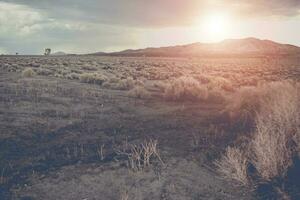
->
1, 55, 299, 199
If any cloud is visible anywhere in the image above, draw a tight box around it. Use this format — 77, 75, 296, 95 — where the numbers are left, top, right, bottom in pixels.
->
0, 2, 86, 41
2, 0, 300, 28
229, 0, 300, 17
0, 2, 45, 36
0, 0, 209, 27
0, 2, 139, 54
0, 0, 299, 54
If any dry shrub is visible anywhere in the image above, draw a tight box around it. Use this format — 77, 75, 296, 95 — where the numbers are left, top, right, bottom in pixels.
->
225, 81, 296, 128
128, 86, 150, 99
208, 77, 234, 92
79, 73, 107, 85
117, 77, 135, 90
36, 68, 53, 76
215, 146, 249, 185
66, 72, 80, 80
22, 68, 36, 77
207, 88, 227, 103
251, 115, 294, 181
81, 65, 97, 71
218, 81, 300, 184
109, 76, 121, 83
120, 190, 129, 200
153, 81, 167, 91
135, 79, 145, 87
55, 68, 68, 76
225, 86, 263, 127
193, 74, 211, 84
164, 76, 208, 101
115, 139, 164, 171
54, 73, 64, 78
103, 77, 136, 90
251, 81, 300, 180
29, 62, 40, 68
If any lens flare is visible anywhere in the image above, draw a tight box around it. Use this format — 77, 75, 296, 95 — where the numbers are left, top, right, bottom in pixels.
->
196, 12, 232, 41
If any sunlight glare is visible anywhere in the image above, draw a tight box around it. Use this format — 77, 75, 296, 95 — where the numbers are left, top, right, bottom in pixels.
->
197, 12, 232, 41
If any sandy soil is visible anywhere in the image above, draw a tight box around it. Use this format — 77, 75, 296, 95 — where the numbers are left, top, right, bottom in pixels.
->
1, 55, 299, 199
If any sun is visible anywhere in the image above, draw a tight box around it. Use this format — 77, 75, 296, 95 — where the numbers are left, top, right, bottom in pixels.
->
205, 15, 227, 34
196, 12, 232, 41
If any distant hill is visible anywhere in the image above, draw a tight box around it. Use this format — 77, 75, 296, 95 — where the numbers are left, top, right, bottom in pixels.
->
51, 51, 67, 56
92, 38, 300, 57
91, 52, 107, 56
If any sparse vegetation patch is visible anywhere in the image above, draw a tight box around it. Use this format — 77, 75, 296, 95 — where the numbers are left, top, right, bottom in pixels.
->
79, 73, 107, 85
22, 68, 36, 77
164, 76, 209, 101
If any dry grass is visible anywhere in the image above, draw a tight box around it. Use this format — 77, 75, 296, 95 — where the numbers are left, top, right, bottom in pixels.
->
153, 81, 167, 91
0, 167, 6, 185
207, 76, 234, 92
207, 88, 227, 103
127, 86, 150, 99
79, 73, 107, 85
22, 68, 36, 77
225, 86, 264, 127
225, 81, 298, 127
164, 76, 208, 101
251, 81, 299, 180
36, 68, 53, 76
103, 77, 136, 90
66, 72, 80, 80
96, 144, 105, 161
117, 77, 135, 90
81, 65, 98, 71
115, 139, 164, 171
218, 81, 300, 184
215, 146, 249, 185
120, 190, 129, 200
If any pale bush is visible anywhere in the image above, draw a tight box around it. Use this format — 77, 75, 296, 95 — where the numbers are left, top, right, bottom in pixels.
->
251, 81, 300, 180
207, 88, 227, 103
251, 115, 294, 180
215, 146, 249, 185
218, 81, 300, 183
55, 68, 70, 76
109, 76, 120, 83
225, 86, 263, 127
120, 190, 129, 200
36, 68, 53, 76
118, 77, 135, 90
208, 77, 234, 92
103, 77, 135, 90
22, 68, 36, 77
224, 81, 294, 127
115, 139, 164, 171
54, 73, 64, 78
81, 65, 97, 71
79, 73, 107, 85
128, 86, 150, 99
66, 72, 80, 80
193, 74, 210, 84
164, 76, 208, 101
30, 62, 40, 68
153, 81, 167, 91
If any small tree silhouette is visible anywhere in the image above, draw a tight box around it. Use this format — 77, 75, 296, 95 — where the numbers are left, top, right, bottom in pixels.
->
44, 48, 51, 56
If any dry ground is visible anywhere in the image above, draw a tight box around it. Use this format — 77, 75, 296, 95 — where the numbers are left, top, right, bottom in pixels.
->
0, 55, 299, 199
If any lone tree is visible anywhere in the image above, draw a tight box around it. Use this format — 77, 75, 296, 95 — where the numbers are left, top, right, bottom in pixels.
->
44, 48, 51, 56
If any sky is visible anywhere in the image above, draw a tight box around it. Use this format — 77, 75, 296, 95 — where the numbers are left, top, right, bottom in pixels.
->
0, 0, 300, 54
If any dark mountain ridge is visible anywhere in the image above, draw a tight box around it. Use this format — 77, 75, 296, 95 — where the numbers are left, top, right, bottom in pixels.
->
92, 38, 300, 57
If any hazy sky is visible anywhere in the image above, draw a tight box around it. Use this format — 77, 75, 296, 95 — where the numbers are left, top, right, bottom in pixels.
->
0, 0, 300, 54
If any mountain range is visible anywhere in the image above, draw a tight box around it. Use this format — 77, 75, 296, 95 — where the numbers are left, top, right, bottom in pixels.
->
92, 38, 300, 57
